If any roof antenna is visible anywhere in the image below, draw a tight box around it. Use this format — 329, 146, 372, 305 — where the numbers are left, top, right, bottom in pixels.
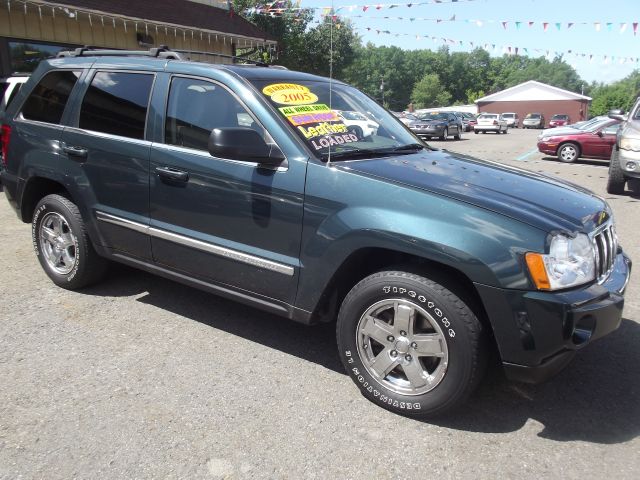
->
327, 0, 334, 167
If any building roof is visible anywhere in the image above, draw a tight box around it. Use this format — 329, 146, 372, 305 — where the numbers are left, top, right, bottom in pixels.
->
49, 0, 276, 42
475, 80, 591, 103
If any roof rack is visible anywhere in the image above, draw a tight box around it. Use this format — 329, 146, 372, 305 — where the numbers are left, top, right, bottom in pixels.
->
169, 49, 271, 67
57, 45, 183, 60
55, 46, 284, 68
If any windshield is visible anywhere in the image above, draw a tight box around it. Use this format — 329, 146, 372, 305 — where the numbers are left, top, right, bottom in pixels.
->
252, 80, 420, 159
418, 112, 448, 120
579, 118, 612, 131
552, 115, 569, 120
526, 113, 541, 119
502, 113, 515, 118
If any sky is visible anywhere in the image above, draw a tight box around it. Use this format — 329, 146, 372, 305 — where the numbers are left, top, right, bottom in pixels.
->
293, 0, 640, 85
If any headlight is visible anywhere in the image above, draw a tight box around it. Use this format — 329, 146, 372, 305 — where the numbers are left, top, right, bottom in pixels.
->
525, 233, 595, 290
541, 136, 551, 142
620, 137, 640, 151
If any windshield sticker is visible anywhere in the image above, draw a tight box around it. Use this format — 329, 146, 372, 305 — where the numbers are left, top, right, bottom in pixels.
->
279, 104, 340, 126
298, 121, 350, 139
309, 133, 359, 151
262, 83, 319, 105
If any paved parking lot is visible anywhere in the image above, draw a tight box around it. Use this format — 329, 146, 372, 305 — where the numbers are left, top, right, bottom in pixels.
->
1, 128, 638, 479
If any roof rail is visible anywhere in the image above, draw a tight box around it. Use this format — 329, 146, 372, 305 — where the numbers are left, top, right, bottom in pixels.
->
54, 46, 286, 68
170, 49, 269, 67
57, 45, 183, 60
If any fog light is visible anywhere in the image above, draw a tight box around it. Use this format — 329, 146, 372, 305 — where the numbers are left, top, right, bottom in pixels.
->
626, 162, 637, 171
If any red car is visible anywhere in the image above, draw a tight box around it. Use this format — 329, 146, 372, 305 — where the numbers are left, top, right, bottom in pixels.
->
537, 119, 621, 162
549, 114, 570, 127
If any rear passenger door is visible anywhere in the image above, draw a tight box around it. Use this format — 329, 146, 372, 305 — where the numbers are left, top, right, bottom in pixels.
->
61, 69, 155, 260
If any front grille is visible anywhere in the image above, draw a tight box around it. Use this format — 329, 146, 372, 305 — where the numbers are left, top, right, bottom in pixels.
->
593, 224, 617, 283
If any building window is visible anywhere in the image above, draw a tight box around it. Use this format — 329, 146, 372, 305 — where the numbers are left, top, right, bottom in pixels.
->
9, 41, 77, 73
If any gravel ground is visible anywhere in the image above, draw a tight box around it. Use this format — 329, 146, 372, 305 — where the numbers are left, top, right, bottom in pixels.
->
0, 128, 638, 479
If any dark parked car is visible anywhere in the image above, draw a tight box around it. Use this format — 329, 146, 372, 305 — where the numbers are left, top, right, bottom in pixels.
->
537, 120, 621, 162
523, 113, 545, 129
549, 114, 570, 128
411, 112, 463, 140
0, 47, 631, 419
608, 97, 640, 194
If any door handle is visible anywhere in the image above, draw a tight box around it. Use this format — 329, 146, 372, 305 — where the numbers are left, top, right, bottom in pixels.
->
62, 145, 88, 158
156, 166, 189, 183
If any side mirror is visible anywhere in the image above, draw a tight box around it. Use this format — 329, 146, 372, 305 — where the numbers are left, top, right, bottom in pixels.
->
208, 128, 285, 166
597, 130, 603, 137
609, 114, 627, 122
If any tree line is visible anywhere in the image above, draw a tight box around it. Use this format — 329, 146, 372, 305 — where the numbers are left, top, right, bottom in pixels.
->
234, 1, 639, 114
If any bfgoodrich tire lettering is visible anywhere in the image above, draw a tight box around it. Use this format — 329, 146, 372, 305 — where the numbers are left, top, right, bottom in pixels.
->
32, 194, 108, 289
337, 271, 487, 417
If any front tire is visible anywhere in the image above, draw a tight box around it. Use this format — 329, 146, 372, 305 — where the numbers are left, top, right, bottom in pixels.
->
337, 271, 487, 418
32, 194, 108, 289
440, 128, 448, 141
557, 143, 579, 163
606, 149, 626, 194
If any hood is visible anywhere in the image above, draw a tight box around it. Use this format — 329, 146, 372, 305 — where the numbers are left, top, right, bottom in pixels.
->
340, 149, 609, 233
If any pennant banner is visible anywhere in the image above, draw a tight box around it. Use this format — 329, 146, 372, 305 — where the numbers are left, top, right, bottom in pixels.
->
353, 26, 640, 63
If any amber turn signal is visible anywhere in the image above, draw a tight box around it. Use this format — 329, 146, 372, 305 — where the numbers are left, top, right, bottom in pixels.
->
525, 253, 551, 290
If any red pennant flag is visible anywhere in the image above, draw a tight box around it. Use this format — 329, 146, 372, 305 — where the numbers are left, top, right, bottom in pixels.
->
543, 22, 549, 31
528, 21, 534, 27
363, 6, 368, 12
634, 22, 638, 36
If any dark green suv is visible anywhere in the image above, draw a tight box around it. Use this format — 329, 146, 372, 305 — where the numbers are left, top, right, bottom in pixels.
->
0, 47, 632, 418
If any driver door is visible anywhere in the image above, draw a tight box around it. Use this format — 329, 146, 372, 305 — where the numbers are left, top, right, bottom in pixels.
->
149, 75, 305, 304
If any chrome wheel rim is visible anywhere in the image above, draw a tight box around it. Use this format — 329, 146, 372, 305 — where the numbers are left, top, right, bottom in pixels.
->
560, 146, 577, 161
39, 212, 77, 275
356, 298, 449, 396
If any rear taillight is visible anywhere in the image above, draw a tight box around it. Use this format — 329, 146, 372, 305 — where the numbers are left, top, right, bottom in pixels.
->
1, 124, 10, 166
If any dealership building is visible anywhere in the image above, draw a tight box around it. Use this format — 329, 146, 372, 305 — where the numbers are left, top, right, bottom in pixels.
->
0, 0, 276, 77
475, 80, 592, 125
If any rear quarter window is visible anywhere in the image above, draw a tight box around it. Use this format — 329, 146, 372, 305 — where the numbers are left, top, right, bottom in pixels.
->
21, 70, 80, 124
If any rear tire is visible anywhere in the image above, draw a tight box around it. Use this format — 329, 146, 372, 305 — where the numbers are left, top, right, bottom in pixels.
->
32, 194, 108, 289
337, 271, 487, 418
606, 149, 626, 194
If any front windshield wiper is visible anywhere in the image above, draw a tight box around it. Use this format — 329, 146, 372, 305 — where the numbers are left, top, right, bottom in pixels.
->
321, 144, 425, 161
392, 143, 425, 152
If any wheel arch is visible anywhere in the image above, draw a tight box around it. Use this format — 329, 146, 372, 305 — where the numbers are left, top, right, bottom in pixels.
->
310, 248, 489, 325
20, 175, 73, 223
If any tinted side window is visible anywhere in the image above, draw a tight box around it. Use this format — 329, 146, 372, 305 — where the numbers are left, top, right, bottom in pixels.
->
22, 70, 80, 124
165, 77, 264, 151
79, 72, 153, 140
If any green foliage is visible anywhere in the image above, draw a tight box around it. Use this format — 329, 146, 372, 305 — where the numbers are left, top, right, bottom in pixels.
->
588, 70, 640, 116
411, 74, 451, 108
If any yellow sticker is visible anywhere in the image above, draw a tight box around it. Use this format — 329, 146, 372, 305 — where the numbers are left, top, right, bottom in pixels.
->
262, 83, 310, 97
271, 90, 319, 105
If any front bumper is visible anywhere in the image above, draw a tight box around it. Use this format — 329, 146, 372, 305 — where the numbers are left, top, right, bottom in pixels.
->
411, 126, 445, 139
474, 125, 501, 132
537, 141, 558, 156
475, 251, 631, 384
619, 148, 640, 179
523, 122, 542, 128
